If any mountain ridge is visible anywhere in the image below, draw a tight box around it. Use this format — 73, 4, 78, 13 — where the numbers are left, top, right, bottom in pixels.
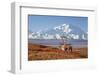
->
29, 24, 88, 40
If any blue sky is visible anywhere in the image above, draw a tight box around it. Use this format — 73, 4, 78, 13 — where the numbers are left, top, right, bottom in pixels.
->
28, 15, 88, 33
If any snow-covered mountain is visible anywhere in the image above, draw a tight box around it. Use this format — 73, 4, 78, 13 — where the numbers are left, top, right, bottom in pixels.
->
29, 24, 88, 40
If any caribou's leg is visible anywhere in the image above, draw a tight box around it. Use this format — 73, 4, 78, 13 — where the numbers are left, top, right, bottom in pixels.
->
65, 48, 68, 53
69, 47, 72, 53
71, 47, 72, 52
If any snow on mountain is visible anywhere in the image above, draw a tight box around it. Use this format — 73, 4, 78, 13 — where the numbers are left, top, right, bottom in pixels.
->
69, 34, 79, 39
82, 34, 88, 40
55, 34, 62, 39
54, 24, 72, 34
28, 24, 87, 40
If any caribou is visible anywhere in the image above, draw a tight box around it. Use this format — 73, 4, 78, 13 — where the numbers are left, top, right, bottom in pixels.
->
59, 36, 72, 53
60, 44, 72, 52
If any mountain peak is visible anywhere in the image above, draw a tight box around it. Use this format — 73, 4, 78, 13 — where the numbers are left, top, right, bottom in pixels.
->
54, 24, 72, 34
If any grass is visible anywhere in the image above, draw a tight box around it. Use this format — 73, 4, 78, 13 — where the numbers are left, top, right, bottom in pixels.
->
28, 43, 88, 61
